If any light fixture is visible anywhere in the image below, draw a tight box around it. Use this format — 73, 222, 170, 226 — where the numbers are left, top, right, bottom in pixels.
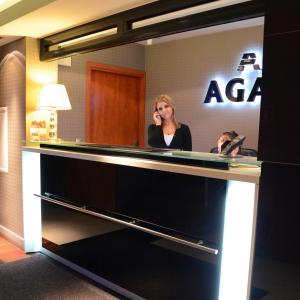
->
146, 39, 153, 45
48, 27, 118, 52
218, 180, 257, 300
36, 83, 71, 141
131, 0, 250, 29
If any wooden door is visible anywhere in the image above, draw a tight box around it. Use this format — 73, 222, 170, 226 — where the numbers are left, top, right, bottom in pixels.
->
86, 62, 145, 146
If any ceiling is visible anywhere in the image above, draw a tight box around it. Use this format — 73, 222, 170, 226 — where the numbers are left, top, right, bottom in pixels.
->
0, 0, 156, 42
0, 0, 259, 48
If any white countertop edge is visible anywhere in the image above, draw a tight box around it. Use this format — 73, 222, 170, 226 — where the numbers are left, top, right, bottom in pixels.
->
22, 146, 260, 184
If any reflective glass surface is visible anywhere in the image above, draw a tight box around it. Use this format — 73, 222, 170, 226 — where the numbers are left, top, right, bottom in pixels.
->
39, 141, 261, 168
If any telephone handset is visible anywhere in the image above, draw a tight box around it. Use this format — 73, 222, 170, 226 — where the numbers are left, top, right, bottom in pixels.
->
220, 135, 246, 155
154, 109, 163, 120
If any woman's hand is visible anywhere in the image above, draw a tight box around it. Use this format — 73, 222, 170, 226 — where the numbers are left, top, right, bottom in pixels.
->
153, 111, 162, 125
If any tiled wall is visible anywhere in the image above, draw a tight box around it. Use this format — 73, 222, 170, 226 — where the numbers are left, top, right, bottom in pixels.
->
0, 38, 26, 246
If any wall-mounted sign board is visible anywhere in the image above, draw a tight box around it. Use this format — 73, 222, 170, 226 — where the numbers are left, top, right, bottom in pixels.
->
204, 51, 262, 105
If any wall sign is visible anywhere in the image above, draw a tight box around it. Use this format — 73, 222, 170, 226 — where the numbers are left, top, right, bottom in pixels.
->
204, 52, 262, 104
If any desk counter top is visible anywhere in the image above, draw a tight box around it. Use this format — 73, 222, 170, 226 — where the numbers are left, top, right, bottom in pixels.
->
23, 145, 260, 184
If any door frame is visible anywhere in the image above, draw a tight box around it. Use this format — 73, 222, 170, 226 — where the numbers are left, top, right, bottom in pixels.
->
86, 62, 146, 146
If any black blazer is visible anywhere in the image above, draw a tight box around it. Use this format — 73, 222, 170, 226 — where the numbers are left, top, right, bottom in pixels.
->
148, 123, 192, 151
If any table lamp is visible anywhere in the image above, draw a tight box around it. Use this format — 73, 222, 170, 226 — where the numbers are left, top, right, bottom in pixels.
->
36, 83, 71, 141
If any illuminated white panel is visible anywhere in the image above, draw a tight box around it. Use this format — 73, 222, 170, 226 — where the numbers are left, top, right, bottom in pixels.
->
22, 151, 42, 252
0, 107, 8, 173
219, 180, 257, 300
49, 27, 118, 51
132, 0, 250, 29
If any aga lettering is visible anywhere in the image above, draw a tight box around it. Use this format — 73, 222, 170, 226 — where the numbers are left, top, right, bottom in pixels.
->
204, 77, 262, 103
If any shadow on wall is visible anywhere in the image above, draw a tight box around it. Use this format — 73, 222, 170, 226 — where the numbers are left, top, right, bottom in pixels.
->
0, 48, 26, 234
0, 51, 25, 69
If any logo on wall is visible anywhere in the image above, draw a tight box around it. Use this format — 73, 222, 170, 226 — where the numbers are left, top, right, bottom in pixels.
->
204, 52, 262, 103
237, 52, 262, 71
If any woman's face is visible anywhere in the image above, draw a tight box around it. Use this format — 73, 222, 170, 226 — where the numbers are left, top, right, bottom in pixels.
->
156, 101, 173, 120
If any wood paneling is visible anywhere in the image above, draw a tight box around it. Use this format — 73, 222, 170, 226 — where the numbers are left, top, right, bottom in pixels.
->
86, 62, 145, 146
0, 236, 28, 263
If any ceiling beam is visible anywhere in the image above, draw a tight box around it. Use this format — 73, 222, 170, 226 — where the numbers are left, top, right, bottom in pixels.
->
40, 0, 264, 61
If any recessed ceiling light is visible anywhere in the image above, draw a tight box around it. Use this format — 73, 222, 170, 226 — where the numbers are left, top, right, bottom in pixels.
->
48, 27, 118, 52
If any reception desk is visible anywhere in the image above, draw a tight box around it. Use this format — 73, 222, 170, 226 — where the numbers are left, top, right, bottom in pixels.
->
22, 143, 260, 300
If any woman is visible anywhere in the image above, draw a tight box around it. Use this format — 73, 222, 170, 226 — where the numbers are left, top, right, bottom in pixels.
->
217, 131, 239, 154
210, 131, 240, 155
148, 94, 192, 151
211, 131, 256, 156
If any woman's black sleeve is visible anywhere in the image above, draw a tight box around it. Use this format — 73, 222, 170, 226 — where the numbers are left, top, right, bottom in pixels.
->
148, 124, 164, 148
183, 125, 192, 151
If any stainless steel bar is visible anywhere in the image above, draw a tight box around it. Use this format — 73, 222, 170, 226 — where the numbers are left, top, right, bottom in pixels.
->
35, 194, 219, 255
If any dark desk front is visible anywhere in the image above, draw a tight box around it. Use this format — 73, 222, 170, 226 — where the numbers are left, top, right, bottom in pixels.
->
22, 145, 260, 300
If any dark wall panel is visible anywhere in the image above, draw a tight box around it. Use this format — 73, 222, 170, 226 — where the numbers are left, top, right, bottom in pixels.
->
254, 2, 300, 298
41, 154, 226, 246
264, 0, 300, 35
256, 162, 300, 264
258, 30, 300, 164
252, 162, 300, 299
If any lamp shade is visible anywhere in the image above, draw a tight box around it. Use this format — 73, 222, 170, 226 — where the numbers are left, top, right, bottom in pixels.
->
36, 83, 71, 110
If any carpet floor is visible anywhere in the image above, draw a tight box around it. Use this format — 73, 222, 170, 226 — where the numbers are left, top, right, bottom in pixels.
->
0, 254, 119, 300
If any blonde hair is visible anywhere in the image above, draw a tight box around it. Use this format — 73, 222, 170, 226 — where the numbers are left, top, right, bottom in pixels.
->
154, 94, 180, 128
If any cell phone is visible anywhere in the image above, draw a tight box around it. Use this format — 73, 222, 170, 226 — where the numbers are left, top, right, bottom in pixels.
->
155, 114, 161, 119
220, 135, 246, 155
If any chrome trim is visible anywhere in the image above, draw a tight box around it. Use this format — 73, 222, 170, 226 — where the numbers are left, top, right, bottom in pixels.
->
35, 194, 219, 255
